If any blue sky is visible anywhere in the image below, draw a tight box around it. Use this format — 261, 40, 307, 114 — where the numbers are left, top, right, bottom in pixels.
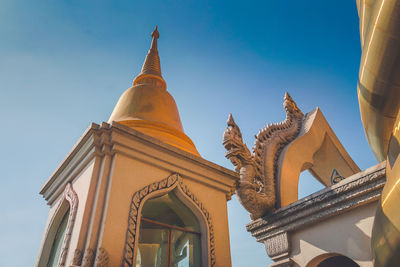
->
0, 0, 377, 266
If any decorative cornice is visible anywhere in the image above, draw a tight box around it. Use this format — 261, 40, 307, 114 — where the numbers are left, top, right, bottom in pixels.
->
122, 174, 215, 267
41, 122, 238, 204
41, 123, 100, 195
265, 232, 289, 260
246, 162, 386, 243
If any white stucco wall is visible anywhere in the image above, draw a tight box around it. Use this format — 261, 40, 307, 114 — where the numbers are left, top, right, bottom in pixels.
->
290, 202, 377, 267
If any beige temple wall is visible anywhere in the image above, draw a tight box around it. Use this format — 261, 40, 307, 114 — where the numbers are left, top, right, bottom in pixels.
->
98, 141, 233, 266
36, 160, 95, 267
290, 202, 377, 267
98, 153, 171, 266
65, 160, 95, 266
37, 123, 237, 267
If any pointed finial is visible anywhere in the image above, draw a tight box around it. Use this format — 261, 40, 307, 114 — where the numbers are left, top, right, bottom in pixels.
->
152, 26, 159, 39
150, 26, 159, 52
133, 26, 165, 89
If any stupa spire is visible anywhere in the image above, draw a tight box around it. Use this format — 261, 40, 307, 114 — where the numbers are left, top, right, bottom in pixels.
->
150, 26, 159, 52
133, 26, 165, 89
108, 27, 200, 156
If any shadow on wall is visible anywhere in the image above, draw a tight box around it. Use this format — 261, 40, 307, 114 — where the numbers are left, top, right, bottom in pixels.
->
291, 211, 372, 264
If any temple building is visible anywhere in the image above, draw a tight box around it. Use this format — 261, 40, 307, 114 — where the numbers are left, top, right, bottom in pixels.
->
36, 0, 400, 266
35, 27, 237, 267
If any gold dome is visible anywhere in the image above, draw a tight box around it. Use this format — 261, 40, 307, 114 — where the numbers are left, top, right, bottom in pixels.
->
108, 27, 199, 156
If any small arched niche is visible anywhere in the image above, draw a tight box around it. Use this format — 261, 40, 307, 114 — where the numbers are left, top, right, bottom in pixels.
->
137, 190, 202, 267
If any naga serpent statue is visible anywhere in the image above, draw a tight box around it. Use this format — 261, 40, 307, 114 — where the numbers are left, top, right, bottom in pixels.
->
223, 93, 304, 219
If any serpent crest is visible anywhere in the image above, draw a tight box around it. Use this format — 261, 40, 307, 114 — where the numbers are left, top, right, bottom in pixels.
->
223, 93, 304, 219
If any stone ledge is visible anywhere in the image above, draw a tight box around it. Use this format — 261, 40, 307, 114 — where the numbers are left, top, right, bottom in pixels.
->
246, 162, 386, 243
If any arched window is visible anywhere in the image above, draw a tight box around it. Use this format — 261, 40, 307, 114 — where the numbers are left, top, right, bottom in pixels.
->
307, 253, 360, 267
36, 183, 78, 267
46, 208, 70, 267
317, 255, 359, 267
137, 190, 201, 267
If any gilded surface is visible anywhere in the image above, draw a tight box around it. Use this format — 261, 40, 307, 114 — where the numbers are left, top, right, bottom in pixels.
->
108, 27, 199, 156
357, 0, 400, 161
357, 0, 400, 265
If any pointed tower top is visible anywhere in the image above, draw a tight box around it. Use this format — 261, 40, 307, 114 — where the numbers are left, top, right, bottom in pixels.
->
151, 26, 159, 44
108, 27, 200, 156
133, 26, 165, 89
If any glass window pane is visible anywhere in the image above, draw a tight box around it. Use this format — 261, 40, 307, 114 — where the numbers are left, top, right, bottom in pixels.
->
171, 230, 201, 267
47, 209, 70, 267
141, 191, 200, 233
137, 222, 169, 267
138, 190, 203, 267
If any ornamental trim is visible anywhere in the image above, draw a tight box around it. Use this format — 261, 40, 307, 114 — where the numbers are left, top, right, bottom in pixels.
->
122, 174, 215, 267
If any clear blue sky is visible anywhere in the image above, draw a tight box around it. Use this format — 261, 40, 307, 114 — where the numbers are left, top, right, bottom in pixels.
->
0, 0, 377, 266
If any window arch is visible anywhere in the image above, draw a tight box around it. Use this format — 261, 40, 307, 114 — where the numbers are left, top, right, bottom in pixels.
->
123, 174, 215, 267
306, 253, 360, 267
37, 183, 79, 267
316, 256, 359, 267
46, 208, 70, 267
137, 191, 201, 267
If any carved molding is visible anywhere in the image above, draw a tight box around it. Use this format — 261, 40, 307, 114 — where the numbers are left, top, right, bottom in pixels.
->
81, 248, 95, 267
94, 247, 109, 267
76, 247, 109, 267
37, 182, 79, 267
177, 177, 216, 266
122, 174, 215, 267
265, 232, 289, 261
57, 183, 79, 267
72, 249, 83, 266
247, 163, 386, 243
37, 183, 79, 267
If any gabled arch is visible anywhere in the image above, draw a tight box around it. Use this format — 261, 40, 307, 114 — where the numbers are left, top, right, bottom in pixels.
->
37, 183, 79, 267
277, 108, 360, 207
122, 173, 215, 267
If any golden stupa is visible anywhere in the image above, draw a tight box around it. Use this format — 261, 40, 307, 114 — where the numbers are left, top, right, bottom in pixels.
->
357, 0, 400, 265
108, 27, 200, 156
